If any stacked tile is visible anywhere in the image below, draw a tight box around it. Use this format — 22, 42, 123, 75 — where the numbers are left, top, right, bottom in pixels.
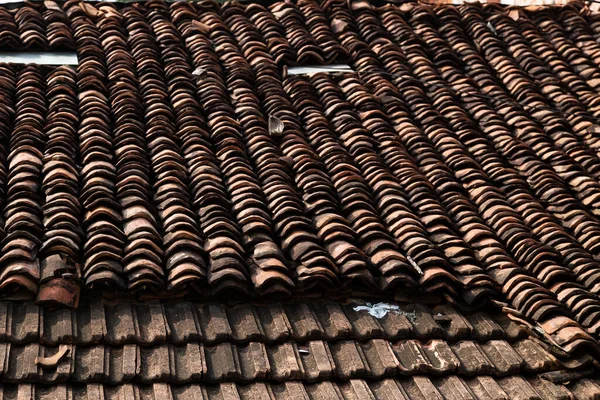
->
171, 2, 283, 294
297, 0, 349, 64
147, 3, 252, 295
42, 1, 76, 50
334, 2, 555, 321
314, 1, 490, 300
173, 1, 330, 294
37, 67, 82, 307
583, 5, 600, 58
487, 8, 600, 183
14, 3, 48, 49
245, 4, 296, 65
0, 65, 15, 261
1, 0, 600, 337
122, 4, 208, 292
0, 298, 598, 396
342, 0, 565, 319
527, 8, 600, 139
0, 7, 20, 49
0, 2, 74, 51
270, 1, 326, 64
0, 66, 44, 295
310, 72, 462, 296
283, 77, 419, 292
369, 3, 598, 329
66, 1, 126, 290
408, 5, 598, 332
219, 3, 375, 288
0, 66, 16, 290
409, 5, 600, 336
552, 7, 600, 104
335, 74, 497, 303
456, 4, 600, 252
418, 3, 600, 337
90, 3, 165, 293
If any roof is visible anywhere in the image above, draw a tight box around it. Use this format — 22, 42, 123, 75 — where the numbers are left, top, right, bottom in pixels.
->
0, 297, 599, 399
1, 0, 600, 396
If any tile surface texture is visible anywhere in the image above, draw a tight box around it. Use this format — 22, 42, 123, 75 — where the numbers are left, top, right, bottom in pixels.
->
1, 0, 600, 397
0, 298, 598, 398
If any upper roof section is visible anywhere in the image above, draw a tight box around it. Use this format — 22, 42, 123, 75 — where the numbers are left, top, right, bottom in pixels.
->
2, 0, 600, 352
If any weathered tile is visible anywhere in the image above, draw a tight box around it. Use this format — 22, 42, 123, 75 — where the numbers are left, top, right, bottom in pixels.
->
41, 308, 75, 345
304, 381, 343, 400
512, 339, 560, 372
464, 313, 505, 341
267, 343, 304, 381
73, 346, 106, 382
104, 303, 137, 345
310, 302, 351, 340
164, 302, 201, 345
283, 304, 322, 341
496, 376, 542, 400
421, 340, 460, 374
135, 304, 169, 346
431, 305, 472, 340
432, 376, 476, 400
196, 303, 232, 345
254, 304, 291, 343
76, 300, 106, 345
107, 345, 139, 384
400, 304, 444, 340
270, 382, 309, 400
204, 343, 241, 383
139, 346, 173, 383
368, 379, 410, 400
480, 340, 524, 376
329, 341, 369, 379
360, 339, 399, 378
450, 341, 495, 375
10, 304, 39, 344
298, 341, 335, 382
342, 304, 384, 340
227, 305, 264, 343
6, 343, 39, 382
337, 380, 376, 400
398, 376, 443, 400
393, 340, 434, 374
237, 342, 270, 381
237, 382, 273, 400
462, 376, 508, 400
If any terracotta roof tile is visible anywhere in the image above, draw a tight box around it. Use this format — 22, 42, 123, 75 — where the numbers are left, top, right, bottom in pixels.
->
0, 0, 600, 394
0, 298, 595, 392
0, 378, 598, 399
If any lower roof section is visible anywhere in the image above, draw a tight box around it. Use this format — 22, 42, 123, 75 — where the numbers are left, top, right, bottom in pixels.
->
1, 377, 600, 400
0, 298, 598, 398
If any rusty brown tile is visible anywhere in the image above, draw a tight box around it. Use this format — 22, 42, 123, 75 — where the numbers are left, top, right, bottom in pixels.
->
0, 0, 598, 394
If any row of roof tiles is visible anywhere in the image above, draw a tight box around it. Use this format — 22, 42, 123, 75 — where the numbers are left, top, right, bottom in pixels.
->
0, 299, 526, 345
1, 0, 600, 362
0, 1, 75, 50
2, 378, 600, 400
1, 337, 593, 384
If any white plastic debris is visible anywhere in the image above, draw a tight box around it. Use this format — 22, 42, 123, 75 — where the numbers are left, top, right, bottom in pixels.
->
353, 302, 400, 319
192, 67, 207, 79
